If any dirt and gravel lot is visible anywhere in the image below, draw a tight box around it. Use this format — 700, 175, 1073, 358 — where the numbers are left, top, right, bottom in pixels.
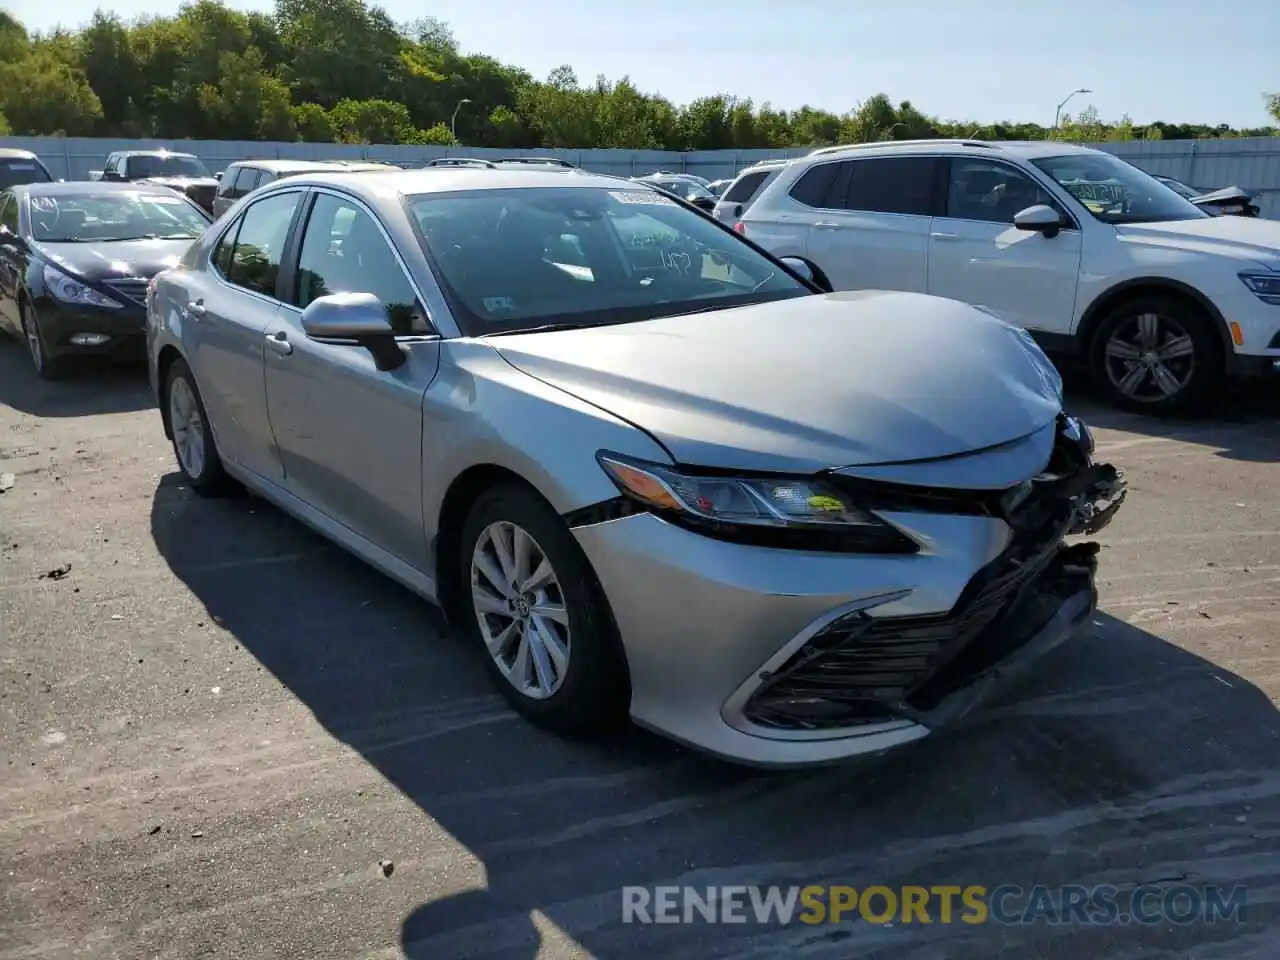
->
1, 343, 1278, 960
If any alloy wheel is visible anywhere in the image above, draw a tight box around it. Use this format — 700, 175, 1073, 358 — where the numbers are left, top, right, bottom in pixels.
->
169, 377, 207, 479
469, 520, 571, 700
1102, 312, 1196, 403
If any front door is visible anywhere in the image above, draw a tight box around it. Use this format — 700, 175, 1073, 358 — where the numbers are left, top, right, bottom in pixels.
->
0, 194, 21, 332
927, 157, 1082, 335
186, 190, 305, 482
263, 190, 440, 569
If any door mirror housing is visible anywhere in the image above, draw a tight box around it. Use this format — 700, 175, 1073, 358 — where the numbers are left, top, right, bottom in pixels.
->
1013, 204, 1065, 238
300, 292, 406, 372
778, 256, 833, 293
214, 171, 223, 181
690, 195, 716, 212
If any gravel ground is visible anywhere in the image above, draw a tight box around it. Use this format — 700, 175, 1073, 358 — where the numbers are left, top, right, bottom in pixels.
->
1, 343, 1278, 960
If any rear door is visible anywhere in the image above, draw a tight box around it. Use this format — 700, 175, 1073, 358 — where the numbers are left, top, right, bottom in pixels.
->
926, 157, 1082, 335
184, 189, 306, 482
213, 164, 242, 217
0, 193, 19, 331
800, 156, 940, 293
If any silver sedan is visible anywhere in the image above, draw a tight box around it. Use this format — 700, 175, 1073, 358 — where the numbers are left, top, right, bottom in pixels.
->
146, 168, 1126, 767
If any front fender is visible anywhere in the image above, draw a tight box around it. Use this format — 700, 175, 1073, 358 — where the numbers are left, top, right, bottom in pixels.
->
421, 340, 672, 536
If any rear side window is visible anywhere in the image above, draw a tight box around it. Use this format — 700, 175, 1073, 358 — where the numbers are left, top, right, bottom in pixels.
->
789, 162, 844, 208
213, 191, 302, 298
723, 170, 770, 203
216, 166, 239, 198
842, 158, 938, 216
233, 167, 262, 197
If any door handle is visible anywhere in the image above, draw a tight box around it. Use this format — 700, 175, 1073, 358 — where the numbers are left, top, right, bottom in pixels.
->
186, 299, 206, 317
264, 330, 292, 356
813, 221, 841, 230
930, 232, 962, 241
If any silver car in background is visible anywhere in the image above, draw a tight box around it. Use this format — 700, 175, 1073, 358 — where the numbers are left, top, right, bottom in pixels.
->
146, 168, 1126, 767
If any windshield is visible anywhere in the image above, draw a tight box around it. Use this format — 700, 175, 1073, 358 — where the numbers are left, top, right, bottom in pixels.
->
408, 186, 809, 335
0, 158, 53, 189
127, 154, 210, 179
1032, 153, 1208, 224
29, 191, 210, 243
648, 179, 716, 203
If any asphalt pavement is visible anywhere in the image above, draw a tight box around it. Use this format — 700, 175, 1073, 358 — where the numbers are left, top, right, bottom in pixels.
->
1, 343, 1278, 960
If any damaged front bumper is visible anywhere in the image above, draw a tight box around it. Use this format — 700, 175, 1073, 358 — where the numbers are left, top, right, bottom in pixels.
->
738, 420, 1128, 745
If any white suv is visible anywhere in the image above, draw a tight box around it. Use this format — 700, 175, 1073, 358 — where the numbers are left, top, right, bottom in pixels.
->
740, 139, 1280, 412
711, 159, 790, 231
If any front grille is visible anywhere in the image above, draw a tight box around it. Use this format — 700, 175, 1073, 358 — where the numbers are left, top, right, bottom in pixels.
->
743, 486, 1075, 732
103, 279, 149, 308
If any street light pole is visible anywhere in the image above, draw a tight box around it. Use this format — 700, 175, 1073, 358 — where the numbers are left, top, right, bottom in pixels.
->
1054, 88, 1092, 130
450, 98, 472, 143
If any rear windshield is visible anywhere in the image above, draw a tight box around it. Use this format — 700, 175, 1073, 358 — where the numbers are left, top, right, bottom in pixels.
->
722, 170, 773, 204
0, 157, 53, 189
126, 154, 210, 179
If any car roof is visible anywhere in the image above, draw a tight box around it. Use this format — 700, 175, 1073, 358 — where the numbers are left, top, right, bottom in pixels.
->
0, 148, 41, 160
802, 139, 1107, 162
232, 159, 396, 172
263, 168, 628, 197
118, 150, 200, 159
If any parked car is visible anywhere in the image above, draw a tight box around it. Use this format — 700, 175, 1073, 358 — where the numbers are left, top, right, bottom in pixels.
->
146, 168, 1125, 766
1152, 175, 1260, 218
213, 159, 399, 217
630, 174, 719, 211
0, 181, 212, 378
740, 139, 1280, 413
90, 150, 220, 214
420, 157, 580, 173
647, 169, 711, 188
712, 159, 790, 230
0, 148, 55, 189
706, 178, 734, 197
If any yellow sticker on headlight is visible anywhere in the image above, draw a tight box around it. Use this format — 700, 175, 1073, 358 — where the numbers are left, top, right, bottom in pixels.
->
807, 495, 845, 513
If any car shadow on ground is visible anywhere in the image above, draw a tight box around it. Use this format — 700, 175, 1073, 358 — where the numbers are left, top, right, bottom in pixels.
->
1061, 369, 1280, 464
0, 338, 153, 418
150, 478, 1280, 959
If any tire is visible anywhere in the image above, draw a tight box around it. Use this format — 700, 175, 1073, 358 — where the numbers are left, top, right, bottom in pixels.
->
21, 300, 70, 381
458, 482, 630, 737
1089, 295, 1221, 415
162, 358, 238, 497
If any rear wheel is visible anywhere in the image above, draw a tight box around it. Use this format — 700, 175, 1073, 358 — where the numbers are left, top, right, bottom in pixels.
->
458, 483, 630, 736
1089, 295, 1220, 415
162, 359, 238, 497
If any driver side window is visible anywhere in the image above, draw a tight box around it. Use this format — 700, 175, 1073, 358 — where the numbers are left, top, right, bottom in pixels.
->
945, 160, 1065, 225
0, 193, 16, 233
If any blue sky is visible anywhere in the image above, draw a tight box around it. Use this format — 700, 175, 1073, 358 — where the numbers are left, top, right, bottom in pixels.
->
8, 0, 1279, 128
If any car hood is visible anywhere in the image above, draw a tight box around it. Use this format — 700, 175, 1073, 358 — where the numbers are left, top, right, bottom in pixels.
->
1115, 215, 1280, 265
488, 291, 1064, 474
36, 237, 196, 281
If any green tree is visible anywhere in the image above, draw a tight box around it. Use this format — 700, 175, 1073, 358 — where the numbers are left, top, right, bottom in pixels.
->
328, 97, 411, 144
1266, 93, 1280, 125
292, 101, 335, 142
0, 46, 102, 135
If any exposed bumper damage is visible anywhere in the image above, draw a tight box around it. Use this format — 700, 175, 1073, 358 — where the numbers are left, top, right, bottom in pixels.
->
741, 416, 1128, 737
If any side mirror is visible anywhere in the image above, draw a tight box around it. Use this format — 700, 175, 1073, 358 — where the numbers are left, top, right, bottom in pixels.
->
778, 256, 832, 293
691, 196, 716, 212
300, 292, 406, 372
214, 171, 223, 181
1013, 204, 1064, 238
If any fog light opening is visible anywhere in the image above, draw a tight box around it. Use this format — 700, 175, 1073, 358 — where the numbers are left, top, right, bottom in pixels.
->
70, 333, 111, 346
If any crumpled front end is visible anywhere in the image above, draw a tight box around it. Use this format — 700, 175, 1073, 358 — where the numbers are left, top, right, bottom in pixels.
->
735, 414, 1128, 740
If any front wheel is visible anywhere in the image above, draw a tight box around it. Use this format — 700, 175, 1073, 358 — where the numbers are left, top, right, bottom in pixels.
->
458, 483, 630, 736
1089, 296, 1221, 415
21, 301, 69, 381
